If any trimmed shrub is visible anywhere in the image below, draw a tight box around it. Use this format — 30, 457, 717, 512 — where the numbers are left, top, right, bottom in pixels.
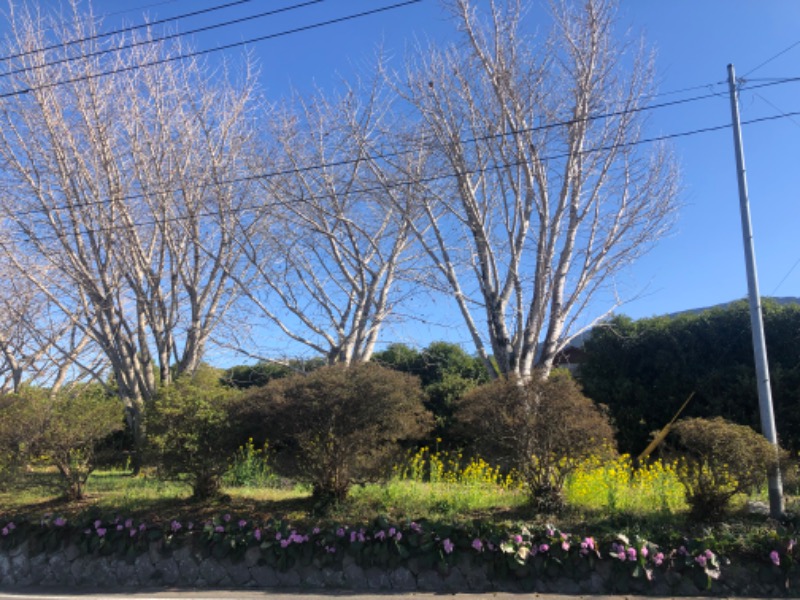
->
244, 362, 432, 505
0, 385, 124, 500
146, 365, 245, 499
454, 371, 616, 512
670, 416, 782, 519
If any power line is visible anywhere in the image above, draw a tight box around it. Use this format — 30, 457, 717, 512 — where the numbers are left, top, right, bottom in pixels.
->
0, 0, 326, 81
9, 84, 729, 219
11, 107, 800, 244
738, 75, 800, 92
742, 39, 800, 79
0, 0, 257, 65
771, 257, 800, 296
0, 0, 423, 99
753, 93, 800, 130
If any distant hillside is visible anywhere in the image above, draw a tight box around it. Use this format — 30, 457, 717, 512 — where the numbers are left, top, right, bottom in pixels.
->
567, 297, 800, 350
666, 296, 800, 319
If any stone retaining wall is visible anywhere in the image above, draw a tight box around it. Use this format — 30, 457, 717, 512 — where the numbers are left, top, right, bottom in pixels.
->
1, 540, 797, 596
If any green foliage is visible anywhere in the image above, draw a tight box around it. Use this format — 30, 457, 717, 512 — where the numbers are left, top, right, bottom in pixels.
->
579, 300, 800, 454
221, 358, 326, 390
373, 342, 489, 440
454, 371, 616, 512
670, 417, 781, 520
0, 385, 124, 500
223, 438, 278, 488
146, 365, 245, 499
244, 362, 432, 505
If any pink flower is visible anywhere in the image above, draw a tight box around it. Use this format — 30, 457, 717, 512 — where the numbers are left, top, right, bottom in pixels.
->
627, 547, 637, 561
546, 528, 555, 537
770, 550, 781, 566
678, 545, 687, 556
582, 537, 595, 551
539, 543, 550, 553
704, 549, 714, 560
254, 528, 262, 542
472, 538, 483, 552
280, 539, 290, 548
388, 527, 396, 537
695, 555, 707, 568
94, 519, 103, 529
641, 546, 649, 559
171, 520, 182, 532
238, 519, 247, 528
789, 539, 797, 552
410, 522, 422, 533
129, 529, 137, 537
513, 534, 523, 544
395, 532, 403, 541
375, 530, 386, 541
139, 523, 147, 532
561, 541, 570, 552
350, 532, 357, 543
54, 517, 67, 527
275, 532, 282, 540
1, 528, 7, 536
442, 538, 455, 554
654, 552, 665, 566
215, 525, 225, 533
116, 524, 123, 531
617, 551, 626, 561
97, 528, 107, 537
313, 527, 320, 535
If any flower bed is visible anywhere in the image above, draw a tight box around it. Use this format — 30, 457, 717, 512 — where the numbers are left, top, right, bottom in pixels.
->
1, 515, 798, 595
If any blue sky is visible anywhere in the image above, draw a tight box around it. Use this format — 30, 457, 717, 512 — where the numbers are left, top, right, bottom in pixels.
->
22, 0, 800, 356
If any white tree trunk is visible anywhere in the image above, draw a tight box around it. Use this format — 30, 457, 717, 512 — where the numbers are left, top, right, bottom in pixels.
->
395, 0, 679, 379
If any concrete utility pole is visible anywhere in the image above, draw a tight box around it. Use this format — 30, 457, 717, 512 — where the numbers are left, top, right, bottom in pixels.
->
727, 63, 784, 519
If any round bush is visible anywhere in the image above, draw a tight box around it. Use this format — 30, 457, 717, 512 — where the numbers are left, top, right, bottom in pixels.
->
244, 362, 432, 505
0, 385, 124, 500
454, 370, 616, 512
146, 366, 246, 499
670, 416, 782, 520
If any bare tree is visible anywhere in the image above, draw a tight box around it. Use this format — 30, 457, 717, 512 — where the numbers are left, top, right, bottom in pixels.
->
0, 254, 107, 393
0, 1, 260, 463
395, 0, 679, 379
235, 77, 420, 365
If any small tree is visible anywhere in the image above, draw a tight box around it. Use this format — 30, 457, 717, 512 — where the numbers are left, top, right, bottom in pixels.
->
0, 385, 123, 500
146, 366, 245, 499
246, 363, 431, 505
670, 417, 782, 520
455, 371, 615, 512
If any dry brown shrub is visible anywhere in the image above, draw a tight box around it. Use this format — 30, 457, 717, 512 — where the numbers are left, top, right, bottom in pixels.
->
455, 370, 616, 512
245, 362, 432, 505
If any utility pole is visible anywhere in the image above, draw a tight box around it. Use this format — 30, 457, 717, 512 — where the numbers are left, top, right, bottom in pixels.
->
727, 63, 784, 519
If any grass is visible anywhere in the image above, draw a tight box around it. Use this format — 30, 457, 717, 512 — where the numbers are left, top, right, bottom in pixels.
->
1, 450, 795, 558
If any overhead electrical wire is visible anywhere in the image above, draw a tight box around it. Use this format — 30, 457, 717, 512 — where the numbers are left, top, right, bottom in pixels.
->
0, 0, 798, 234
0, 0, 258, 65
11, 107, 800, 245
0, 0, 423, 99
8, 83, 734, 219
741, 39, 800, 79
0, 0, 326, 81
